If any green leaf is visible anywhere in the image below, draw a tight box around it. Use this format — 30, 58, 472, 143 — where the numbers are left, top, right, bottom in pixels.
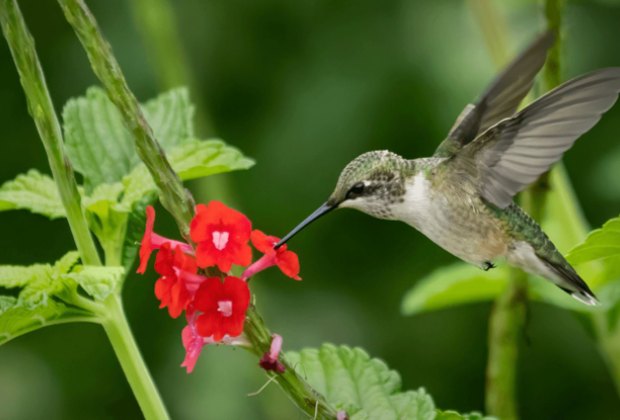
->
0, 264, 49, 289
0, 299, 92, 345
142, 87, 194, 150
66, 266, 125, 301
401, 263, 509, 316
120, 138, 254, 210
0, 252, 99, 345
63, 87, 137, 189
63, 86, 196, 191
0, 296, 17, 314
83, 183, 131, 265
286, 344, 488, 419
168, 138, 255, 181
285, 344, 427, 417
53, 251, 81, 274
566, 215, 620, 266
0, 251, 79, 310
351, 390, 435, 420
436, 410, 495, 420
0, 170, 65, 219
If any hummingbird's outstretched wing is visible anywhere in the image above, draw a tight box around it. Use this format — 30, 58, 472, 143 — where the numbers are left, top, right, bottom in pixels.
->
458, 67, 620, 208
433, 31, 554, 158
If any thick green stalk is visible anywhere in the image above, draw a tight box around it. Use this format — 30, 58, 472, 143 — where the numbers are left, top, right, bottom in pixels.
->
244, 307, 339, 419
469, 2, 526, 418
470, 0, 564, 418
57, 0, 194, 238
101, 295, 169, 420
0, 0, 100, 267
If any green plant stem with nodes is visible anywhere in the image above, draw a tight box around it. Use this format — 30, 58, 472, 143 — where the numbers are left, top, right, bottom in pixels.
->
470, 0, 564, 418
244, 308, 339, 419
56, 0, 340, 418
0, 0, 100, 267
57, 0, 194, 239
1, 1, 169, 419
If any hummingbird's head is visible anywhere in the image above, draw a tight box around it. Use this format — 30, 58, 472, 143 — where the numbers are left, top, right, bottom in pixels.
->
327, 150, 408, 217
275, 150, 409, 249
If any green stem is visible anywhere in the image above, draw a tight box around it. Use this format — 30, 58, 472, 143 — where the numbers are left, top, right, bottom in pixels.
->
469, 3, 525, 418
0, 0, 100, 266
57, 0, 194, 239
244, 307, 339, 419
470, 0, 565, 418
101, 295, 169, 420
485, 270, 526, 420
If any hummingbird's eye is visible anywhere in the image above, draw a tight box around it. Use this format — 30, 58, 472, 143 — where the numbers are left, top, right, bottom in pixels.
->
347, 182, 365, 199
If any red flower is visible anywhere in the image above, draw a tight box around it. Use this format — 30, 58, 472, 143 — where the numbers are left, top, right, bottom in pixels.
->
181, 313, 249, 373
194, 276, 250, 341
137, 205, 193, 274
181, 319, 210, 374
190, 201, 252, 272
153, 243, 198, 318
259, 333, 285, 373
242, 230, 301, 280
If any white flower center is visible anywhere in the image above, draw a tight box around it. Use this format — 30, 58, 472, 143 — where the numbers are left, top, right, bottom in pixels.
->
211, 230, 230, 250
217, 300, 233, 317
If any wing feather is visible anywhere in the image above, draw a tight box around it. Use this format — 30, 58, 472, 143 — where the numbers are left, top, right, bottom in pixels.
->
433, 31, 554, 157
461, 68, 620, 208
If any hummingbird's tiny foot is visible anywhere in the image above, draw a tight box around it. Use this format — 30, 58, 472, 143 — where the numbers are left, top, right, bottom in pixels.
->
483, 261, 496, 271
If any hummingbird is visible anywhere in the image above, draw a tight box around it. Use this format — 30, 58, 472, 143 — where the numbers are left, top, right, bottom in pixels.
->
275, 31, 620, 305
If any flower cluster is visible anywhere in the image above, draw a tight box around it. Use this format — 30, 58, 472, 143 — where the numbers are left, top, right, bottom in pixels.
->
137, 200, 300, 372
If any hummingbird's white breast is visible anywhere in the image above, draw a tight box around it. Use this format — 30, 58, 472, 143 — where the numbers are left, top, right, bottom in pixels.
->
390, 172, 508, 266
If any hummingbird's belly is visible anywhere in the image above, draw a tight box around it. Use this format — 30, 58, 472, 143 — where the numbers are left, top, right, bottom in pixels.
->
394, 174, 508, 265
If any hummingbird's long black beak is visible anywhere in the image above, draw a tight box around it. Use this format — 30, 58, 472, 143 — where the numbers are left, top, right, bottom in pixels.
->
274, 202, 336, 249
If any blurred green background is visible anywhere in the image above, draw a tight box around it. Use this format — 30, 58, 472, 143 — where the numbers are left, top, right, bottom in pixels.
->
2, 0, 620, 418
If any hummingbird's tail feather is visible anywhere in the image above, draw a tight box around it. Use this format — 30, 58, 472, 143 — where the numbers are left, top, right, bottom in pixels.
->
540, 257, 598, 306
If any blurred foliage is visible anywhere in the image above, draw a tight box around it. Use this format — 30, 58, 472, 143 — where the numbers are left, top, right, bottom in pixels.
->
1, 0, 620, 419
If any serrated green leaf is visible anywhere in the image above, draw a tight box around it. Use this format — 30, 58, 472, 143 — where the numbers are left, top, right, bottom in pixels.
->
63, 87, 196, 191
142, 87, 194, 150
120, 138, 254, 210
0, 296, 17, 314
53, 251, 81, 274
66, 266, 125, 301
19, 270, 67, 309
63, 87, 137, 189
286, 344, 488, 419
566, 216, 620, 266
0, 252, 79, 309
168, 138, 255, 180
351, 389, 435, 420
83, 183, 125, 216
83, 182, 131, 265
401, 263, 509, 316
0, 252, 101, 345
0, 170, 65, 219
285, 344, 403, 416
0, 264, 50, 289
0, 299, 92, 345
436, 410, 496, 420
